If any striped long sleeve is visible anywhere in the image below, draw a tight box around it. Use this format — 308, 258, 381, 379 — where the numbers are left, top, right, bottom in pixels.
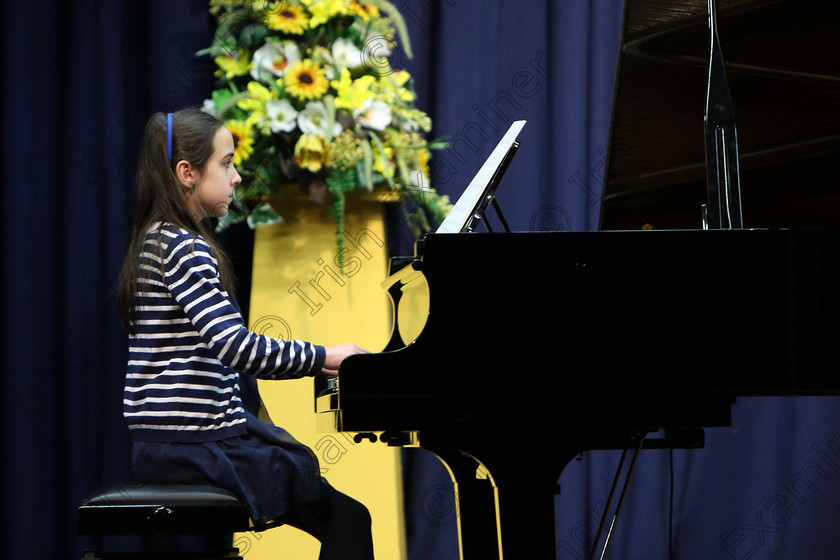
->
124, 223, 326, 442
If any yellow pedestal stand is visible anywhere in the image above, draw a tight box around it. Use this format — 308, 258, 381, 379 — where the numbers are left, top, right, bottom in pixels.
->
235, 188, 406, 560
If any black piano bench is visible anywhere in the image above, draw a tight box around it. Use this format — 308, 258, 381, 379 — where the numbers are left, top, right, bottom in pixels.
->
78, 483, 252, 560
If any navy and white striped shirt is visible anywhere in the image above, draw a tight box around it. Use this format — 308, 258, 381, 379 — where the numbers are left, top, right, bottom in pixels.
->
124, 223, 326, 442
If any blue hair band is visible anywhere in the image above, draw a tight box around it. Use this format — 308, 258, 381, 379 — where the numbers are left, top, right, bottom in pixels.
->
166, 112, 173, 162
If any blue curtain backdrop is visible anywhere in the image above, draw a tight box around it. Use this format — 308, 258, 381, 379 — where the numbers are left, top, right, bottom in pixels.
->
4, 1, 840, 560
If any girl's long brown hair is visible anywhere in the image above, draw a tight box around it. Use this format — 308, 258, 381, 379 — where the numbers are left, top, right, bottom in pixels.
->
118, 108, 236, 332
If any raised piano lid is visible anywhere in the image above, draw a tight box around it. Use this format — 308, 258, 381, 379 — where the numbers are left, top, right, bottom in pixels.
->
599, 0, 840, 231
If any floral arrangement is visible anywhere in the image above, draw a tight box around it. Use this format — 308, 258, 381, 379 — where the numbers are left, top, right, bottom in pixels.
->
198, 0, 451, 244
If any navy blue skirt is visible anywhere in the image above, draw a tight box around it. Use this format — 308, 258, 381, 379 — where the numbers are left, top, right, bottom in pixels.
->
132, 410, 335, 529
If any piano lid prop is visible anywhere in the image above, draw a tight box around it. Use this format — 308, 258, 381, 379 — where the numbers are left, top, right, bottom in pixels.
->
704, 0, 743, 229
600, 0, 840, 231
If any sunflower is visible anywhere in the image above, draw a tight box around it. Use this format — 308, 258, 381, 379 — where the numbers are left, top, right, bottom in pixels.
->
300, 0, 347, 26
283, 59, 329, 101
264, 4, 309, 35
348, 0, 379, 22
225, 119, 255, 166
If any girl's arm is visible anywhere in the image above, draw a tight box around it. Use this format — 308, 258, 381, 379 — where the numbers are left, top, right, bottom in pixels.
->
164, 232, 326, 379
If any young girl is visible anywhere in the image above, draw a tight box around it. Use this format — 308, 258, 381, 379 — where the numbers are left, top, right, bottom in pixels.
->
117, 108, 374, 559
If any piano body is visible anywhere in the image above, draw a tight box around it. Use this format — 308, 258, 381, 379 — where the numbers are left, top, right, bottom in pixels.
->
317, 0, 840, 558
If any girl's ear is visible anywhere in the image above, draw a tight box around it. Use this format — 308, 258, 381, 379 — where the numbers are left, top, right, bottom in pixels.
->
174, 160, 198, 190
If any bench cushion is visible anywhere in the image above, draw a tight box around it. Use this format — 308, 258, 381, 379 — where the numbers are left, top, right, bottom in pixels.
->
79, 483, 251, 536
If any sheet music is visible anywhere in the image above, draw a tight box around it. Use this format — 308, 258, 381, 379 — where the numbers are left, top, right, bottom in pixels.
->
436, 120, 526, 234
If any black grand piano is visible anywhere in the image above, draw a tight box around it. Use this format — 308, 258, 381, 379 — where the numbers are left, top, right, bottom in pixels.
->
317, 0, 840, 558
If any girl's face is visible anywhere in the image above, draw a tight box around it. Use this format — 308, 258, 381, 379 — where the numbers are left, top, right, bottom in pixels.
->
191, 127, 241, 218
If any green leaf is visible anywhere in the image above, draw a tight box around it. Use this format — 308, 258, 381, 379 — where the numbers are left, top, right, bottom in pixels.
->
363, 0, 413, 59
427, 137, 451, 150
240, 22, 270, 48
395, 150, 411, 187
215, 91, 251, 120
368, 130, 393, 187
211, 88, 234, 111
322, 95, 338, 142
360, 140, 374, 190
246, 202, 284, 228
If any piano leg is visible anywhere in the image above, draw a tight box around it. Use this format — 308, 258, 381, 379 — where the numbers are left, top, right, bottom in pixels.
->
413, 400, 732, 559
425, 442, 572, 560
494, 473, 561, 559
425, 447, 502, 560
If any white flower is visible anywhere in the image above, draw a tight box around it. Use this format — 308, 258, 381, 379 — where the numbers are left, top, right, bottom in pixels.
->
409, 169, 430, 191
297, 101, 342, 139
331, 37, 363, 69
353, 98, 392, 131
266, 99, 298, 133
201, 98, 217, 116
363, 34, 394, 59
250, 41, 300, 82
